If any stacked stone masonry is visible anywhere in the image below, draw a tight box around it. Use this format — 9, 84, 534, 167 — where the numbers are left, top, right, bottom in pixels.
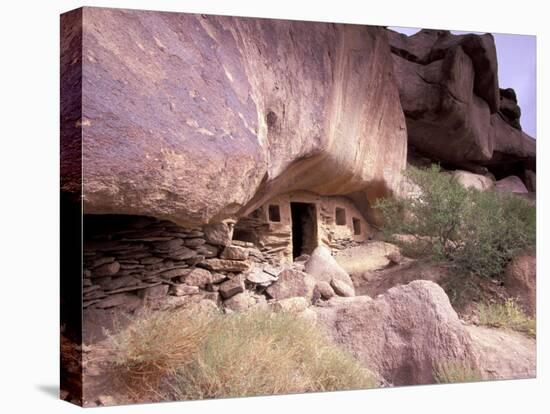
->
83, 215, 270, 312
83, 209, 361, 313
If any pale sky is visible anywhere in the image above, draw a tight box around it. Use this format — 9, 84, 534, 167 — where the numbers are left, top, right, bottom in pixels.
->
390, 27, 536, 138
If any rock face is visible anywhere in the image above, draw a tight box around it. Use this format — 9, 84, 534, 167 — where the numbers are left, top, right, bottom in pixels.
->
388, 29, 535, 178
266, 269, 316, 301
466, 325, 535, 380
525, 169, 536, 192
314, 280, 477, 385
499, 88, 522, 130
315, 281, 335, 300
495, 175, 529, 194
330, 279, 355, 297
218, 277, 245, 299
305, 246, 355, 295
504, 253, 536, 316
61, 7, 407, 227
203, 222, 234, 247
452, 170, 494, 191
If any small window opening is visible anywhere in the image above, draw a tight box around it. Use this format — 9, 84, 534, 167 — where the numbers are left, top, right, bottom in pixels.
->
268, 204, 281, 222
233, 228, 257, 244
335, 207, 346, 225
352, 217, 361, 235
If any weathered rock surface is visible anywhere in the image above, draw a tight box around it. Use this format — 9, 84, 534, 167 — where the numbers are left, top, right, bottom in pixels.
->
504, 252, 536, 316
203, 222, 233, 247
96, 275, 139, 291
91, 261, 120, 278
495, 175, 529, 194
170, 284, 200, 297
314, 280, 477, 385
271, 297, 309, 313
220, 245, 249, 261
182, 268, 215, 288
137, 284, 169, 300
315, 281, 335, 300
524, 170, 536, 192
452, 170, 494, 191
63, 8, 407, 226
223, 291, 254, 312
388, 28, 535, 177
499, 88, 522, 130
266, 269, 316, 301
305, 246, 355, 294
330, 279, 355, 297
200, 258, 250, 273
219, 277, 245, 299
245, 265, 278, 285
95, 293, 142, 311
466, 325, 535, 380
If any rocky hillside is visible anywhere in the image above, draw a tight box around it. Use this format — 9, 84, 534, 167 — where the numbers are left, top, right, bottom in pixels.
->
60, 8, 536, 407
388, 29, 535, 184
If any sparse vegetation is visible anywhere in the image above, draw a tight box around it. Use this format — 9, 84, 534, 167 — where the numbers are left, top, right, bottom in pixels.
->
477, 299, 536, 338
104, 306, 376, 402
433, 359, 483, 384
376, 165, 535, 279
105, 306, 212, 398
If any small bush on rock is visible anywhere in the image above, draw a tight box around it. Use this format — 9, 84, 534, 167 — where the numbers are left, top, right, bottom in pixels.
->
477, 299, 536, 338
376, 165, 535, 279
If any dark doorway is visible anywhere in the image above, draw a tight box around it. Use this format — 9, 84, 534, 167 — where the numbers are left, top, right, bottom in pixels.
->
352, 217, 361, 235
290, 202, 318, 260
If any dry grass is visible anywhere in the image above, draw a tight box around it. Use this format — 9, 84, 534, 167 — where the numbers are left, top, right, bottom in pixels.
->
477, 298, 536, 338
168, 310, 376, 400
103, 306, 376, 402
433, 359, 483, 384
104, 306, 213, 399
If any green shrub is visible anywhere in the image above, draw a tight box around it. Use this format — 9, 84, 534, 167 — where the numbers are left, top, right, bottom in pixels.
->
477, 299, 536, 338
376, 165, 535, 279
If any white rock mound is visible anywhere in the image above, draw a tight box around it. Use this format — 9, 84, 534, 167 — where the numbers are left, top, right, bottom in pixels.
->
305, 246, 355, 296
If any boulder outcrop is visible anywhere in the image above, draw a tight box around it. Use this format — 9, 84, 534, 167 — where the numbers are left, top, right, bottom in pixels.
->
314, 280, 478, 385
495, 175, 529, 194
452, 170, 494, 191
388, 29, 535, 179
266, 269, 316, 301
466, 325, 535, 380
305, 246, 355, 295
62, 8, 407, 227
504, 252, 536, 316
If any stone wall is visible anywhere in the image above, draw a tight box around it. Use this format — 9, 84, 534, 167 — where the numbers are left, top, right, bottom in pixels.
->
233, 191, 372, 262
83, 215, 278, 314
82, 206, 367, 319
